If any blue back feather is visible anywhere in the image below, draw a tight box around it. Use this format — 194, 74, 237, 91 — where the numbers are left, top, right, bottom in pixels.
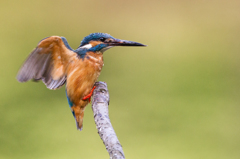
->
65, 89, 75, 117
75, 48, 87, 59
61, 37, 73, 51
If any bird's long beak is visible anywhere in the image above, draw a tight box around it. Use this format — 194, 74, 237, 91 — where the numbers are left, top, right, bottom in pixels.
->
109, 39, 146, 47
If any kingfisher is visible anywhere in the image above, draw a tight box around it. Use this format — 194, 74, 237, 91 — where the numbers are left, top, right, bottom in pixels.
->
17, 33, 146, 130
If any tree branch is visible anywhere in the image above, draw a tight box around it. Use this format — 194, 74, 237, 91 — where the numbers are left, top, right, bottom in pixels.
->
92, 81, 125, 159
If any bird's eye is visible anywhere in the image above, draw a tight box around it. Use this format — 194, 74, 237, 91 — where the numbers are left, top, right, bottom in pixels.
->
99, 37, 106, 42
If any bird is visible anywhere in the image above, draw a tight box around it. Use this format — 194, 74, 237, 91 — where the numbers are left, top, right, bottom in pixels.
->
17, 33, 146, 131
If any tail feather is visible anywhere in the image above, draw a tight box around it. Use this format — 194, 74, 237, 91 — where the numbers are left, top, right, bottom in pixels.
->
75, 117, 83, 131
72, 106, 84, 131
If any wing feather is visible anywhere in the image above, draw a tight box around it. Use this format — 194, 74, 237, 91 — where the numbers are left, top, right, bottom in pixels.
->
17, 36, 76, 90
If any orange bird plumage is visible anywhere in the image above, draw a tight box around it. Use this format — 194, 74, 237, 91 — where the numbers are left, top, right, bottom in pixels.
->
17, 33, 145, 130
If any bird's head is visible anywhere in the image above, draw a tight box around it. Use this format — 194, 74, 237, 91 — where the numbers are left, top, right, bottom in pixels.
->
78, 33, 146, 53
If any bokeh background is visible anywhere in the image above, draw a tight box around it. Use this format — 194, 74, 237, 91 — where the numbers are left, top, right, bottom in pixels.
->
1, 0, 240, 158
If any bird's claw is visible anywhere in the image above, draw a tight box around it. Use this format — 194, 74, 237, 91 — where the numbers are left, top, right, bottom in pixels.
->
82, 86, 96, 102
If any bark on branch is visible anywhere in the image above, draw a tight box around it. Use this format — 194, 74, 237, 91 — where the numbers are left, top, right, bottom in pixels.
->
92, 81, 125, 159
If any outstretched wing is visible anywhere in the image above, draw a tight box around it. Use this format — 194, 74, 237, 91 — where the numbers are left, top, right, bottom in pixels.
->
17, 36, 76, 90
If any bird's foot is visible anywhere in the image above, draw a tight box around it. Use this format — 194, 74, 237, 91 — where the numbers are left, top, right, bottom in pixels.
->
82, 86, 96, 102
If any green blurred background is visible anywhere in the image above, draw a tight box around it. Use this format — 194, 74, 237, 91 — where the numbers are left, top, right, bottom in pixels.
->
1, 0, 239, 158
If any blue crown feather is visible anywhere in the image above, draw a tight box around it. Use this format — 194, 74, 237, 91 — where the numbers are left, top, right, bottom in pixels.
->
80, 33, 113, 46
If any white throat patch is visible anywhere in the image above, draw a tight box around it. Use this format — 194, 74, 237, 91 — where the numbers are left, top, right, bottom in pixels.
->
79, 44, 93, 49
101, 46, 113, 52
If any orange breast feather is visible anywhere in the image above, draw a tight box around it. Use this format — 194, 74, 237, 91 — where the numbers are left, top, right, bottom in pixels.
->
66, 51, 104, 106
